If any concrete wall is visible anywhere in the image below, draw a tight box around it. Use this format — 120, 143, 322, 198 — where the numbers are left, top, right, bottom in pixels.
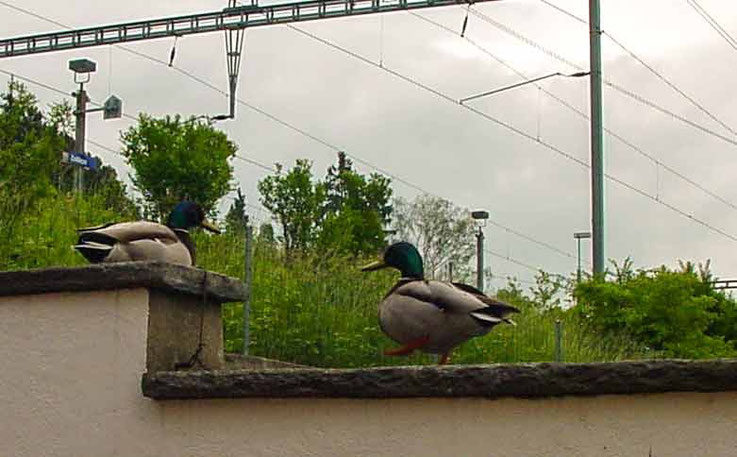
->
2, 289, 736, 456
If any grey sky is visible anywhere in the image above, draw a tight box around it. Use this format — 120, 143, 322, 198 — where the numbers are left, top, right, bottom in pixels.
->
2, 0, 737, 288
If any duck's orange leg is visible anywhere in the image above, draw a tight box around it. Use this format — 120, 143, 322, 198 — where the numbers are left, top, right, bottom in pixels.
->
439, 352, 450, 365
384, 336, 430, 356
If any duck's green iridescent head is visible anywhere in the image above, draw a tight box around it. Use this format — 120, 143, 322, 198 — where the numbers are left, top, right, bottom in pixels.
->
166, 201, 221, 233
361, 241, 424, 279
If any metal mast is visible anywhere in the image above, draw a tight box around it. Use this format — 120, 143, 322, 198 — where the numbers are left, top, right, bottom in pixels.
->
589, 0, 605, 276
223, 0, 247, 120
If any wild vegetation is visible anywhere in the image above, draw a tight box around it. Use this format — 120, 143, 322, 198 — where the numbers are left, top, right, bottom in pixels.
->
3, 81, 735, 367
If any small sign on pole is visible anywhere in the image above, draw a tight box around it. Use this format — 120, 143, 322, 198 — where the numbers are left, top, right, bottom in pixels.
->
103, 95, 122, 119
62, 151, 99, 170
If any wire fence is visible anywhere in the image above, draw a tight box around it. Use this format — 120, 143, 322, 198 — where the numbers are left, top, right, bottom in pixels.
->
1, 195, 656, 368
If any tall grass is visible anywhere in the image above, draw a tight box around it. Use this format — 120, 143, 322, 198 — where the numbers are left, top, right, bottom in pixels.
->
197, 231, 653, 367
2, 194, 654, 367
0, 193, 135, 271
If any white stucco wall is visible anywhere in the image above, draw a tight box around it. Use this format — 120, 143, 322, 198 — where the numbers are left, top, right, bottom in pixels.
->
1, 290, 736, 456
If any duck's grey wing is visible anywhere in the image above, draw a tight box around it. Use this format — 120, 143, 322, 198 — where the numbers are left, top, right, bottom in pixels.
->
78, 221, 179, 244
450, 282, 520, 315
75, 221, 188, 264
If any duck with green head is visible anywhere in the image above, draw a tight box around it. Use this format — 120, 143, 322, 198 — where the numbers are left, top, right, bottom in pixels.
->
362, 241, 519, 364
74, 201, 220, 266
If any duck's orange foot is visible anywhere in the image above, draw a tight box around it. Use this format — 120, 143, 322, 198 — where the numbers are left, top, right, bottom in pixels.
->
383, 336, 430, 356
439, 352, 450, 365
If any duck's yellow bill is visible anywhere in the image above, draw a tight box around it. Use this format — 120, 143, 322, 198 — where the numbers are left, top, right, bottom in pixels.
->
361, 260, 387, 271
201, 219, 221, 234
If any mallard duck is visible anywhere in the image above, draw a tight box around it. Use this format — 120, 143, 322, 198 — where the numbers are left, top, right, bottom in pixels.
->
74, 201, 220, 266
362, 241, 519, 364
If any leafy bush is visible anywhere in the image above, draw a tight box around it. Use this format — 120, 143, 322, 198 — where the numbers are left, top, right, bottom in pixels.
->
574, 260, 737, 359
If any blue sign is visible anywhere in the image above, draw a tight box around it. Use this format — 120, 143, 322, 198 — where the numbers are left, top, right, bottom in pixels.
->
63, 151, 99, 170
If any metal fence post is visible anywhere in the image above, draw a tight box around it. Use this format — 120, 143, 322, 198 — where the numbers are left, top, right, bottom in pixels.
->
242, 224, 253, 356
554, 320, 563, 362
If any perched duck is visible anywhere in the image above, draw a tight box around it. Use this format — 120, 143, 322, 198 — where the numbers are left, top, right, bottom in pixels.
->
74, 201, 220, 266
362, 241, 519, 364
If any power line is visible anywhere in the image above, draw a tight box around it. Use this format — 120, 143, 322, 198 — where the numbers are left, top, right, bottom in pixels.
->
536, 0, 737, 138
1, 1, 582, 266
0, 68, 128, 164
604, 31, 737, 138
285, 22, 737, 246
686, 0, 737, 52
408, 11, 737, 214
468, 8, 582, 71
0, 68, 69, 97
0, 0, 67, 28
605, 80, 737, 148
0, 68, 274, 186
234, 154, 276, 172
470, 6, 737, 150
0, 0, 224, 114
7, 5, 736, 251
3, 31, 559, 273
538, 0, 586, 24
486, 248, 539, 272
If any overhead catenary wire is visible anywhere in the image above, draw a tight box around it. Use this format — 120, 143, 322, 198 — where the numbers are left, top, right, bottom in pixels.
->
284, 22, 737, 246
408, 11, 737, 214
469, 6, 737, 150
0, 1, 582, 267
0, 2, 724, 257
5, 0, 736, 278
0, 68, 279, 207
686, 0, 737, 52
536, 0, 737, 138
3, 53, 556, 274
0, 67, 558, 278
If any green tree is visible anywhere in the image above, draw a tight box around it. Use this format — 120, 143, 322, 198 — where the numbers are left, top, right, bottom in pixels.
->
258, 154, 393, 254
392, 194, 475, 280
0, 82, 68, 231
120, 114, 236, 218
319, 152, 392, 254
258, 159, 326, 252
225, 188, 249, 236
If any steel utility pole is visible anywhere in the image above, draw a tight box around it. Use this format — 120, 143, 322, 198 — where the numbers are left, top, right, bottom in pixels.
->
589, 0, 605, 276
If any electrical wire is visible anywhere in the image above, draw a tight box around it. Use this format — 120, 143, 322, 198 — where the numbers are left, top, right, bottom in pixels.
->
6, 1, 734, 253
486, 248, 539, 272
469, 6, 737, 150
408, 11, 737, 214
234, 154, 277, 172
0, 1, 583, 267
686, 0, 737, 52
285, 23, 737, 246
604, 31, 737, 138
536, 0, 737, 138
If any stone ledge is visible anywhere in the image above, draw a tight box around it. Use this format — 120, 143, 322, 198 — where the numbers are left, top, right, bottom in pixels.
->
0, 262, 245, 303
142, 359, 737, 400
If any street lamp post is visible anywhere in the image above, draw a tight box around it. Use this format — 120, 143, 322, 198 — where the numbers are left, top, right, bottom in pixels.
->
573, 231, 592, 282
69, 59, 96, 194
471, 210, 489, 291
67, 58, 123, 194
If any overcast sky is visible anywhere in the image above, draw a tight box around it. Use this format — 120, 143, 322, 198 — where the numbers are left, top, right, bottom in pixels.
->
2, 0, 737, 288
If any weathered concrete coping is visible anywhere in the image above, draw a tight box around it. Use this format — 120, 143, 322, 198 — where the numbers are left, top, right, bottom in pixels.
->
142, 359, 737, 400
0, 261, 246, 303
